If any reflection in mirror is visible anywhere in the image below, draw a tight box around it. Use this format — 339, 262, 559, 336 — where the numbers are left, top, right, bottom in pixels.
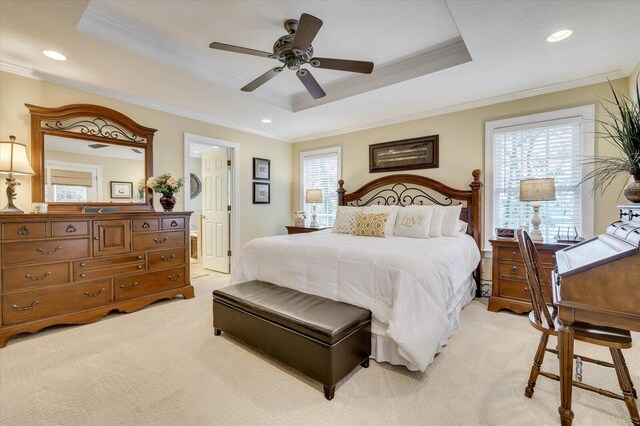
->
44, 135, 146, 203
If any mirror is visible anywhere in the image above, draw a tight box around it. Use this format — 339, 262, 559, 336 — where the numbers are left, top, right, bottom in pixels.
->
44, 135, 146, 203
27, 104, 156, 212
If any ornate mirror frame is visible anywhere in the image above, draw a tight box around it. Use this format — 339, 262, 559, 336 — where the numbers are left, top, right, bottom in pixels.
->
27, 103, 155, 212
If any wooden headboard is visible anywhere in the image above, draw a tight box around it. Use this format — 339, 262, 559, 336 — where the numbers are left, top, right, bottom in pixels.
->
337, 169, 483, 296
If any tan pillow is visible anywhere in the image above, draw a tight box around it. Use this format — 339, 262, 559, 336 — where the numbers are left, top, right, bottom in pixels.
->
332, 206, 361, 234
352, 212, 389, 238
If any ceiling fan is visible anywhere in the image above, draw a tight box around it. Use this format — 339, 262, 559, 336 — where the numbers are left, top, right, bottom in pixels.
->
209, 13, 374, 99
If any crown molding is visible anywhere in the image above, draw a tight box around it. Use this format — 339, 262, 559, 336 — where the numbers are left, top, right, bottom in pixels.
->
0, 61, 289, 142
291, 69, 627, 143
622, 42, 640, 76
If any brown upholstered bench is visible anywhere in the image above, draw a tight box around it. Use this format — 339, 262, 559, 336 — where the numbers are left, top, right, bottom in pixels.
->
212, 280, 371, 400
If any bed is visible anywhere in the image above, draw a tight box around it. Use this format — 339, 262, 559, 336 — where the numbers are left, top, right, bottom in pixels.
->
231, 170, 483, 371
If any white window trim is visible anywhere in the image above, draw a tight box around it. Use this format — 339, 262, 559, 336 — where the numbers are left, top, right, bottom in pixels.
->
46, 159, 103, 202
484, 105, 595, 254
299, 146, 342, 211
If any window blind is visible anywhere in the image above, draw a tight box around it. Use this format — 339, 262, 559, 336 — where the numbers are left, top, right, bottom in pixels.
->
302, 150, 339, 227
492, 118, 584, 241
50, 169, 93, 187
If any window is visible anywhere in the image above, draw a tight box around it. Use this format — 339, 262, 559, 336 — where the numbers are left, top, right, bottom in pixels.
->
485, 106, 594, 249
45, 160, 101, 202
300, 146, 341, 228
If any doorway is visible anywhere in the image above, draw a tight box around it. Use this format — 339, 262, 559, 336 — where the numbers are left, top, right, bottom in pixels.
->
183, 133, 240, 273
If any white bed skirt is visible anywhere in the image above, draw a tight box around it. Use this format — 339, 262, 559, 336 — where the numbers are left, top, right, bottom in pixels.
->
369, 275, 476, 371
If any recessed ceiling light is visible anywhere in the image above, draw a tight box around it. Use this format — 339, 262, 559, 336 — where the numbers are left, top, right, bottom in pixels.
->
546, 29, 573, 43
261, 119, 272, 123
43, 50, 67, 61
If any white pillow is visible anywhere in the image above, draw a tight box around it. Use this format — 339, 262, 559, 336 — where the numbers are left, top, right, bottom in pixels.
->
457, 219, 468, 234
394, 207, 433, 238
440, 204, 463, 237
363, 205, 400, 237
332, 206, 360, 234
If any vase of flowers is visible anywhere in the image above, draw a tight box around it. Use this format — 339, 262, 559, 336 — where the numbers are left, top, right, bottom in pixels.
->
137, 178, 146, 201
577, 78, 640, 202
146, 173, 184, 212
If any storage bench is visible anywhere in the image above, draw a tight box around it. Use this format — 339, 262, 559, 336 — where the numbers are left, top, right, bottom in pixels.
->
212, 280, 371, 400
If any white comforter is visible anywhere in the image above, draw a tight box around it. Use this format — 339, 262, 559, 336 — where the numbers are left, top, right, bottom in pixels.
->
230, 230, 481, 371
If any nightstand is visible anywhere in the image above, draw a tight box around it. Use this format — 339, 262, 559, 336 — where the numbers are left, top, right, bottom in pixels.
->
488, 238, 571, 314
285, 226, 328, 234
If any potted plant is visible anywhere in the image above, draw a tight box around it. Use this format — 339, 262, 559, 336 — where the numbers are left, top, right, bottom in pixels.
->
578, 79, 640, 202
146, 173, 184, 212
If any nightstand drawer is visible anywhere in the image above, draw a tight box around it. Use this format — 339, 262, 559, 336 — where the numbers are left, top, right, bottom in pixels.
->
497, 263, 526, 281
497, 245, 555, 264
496, 279, 531, 300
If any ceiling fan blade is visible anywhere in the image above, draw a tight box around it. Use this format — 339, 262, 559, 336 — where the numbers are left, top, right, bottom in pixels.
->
310, 57, 374, 74
209, 42, 273, 59
241, 67, 284, 92
291, 13, 323, 55
296, 69, 326, 99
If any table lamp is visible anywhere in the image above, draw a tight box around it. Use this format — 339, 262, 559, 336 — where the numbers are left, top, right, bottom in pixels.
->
519, 178, 555, 242
305, 189, 323, 228
0, 135, 36, 215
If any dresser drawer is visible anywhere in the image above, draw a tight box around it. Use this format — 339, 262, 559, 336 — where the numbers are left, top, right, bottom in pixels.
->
2, 238, 90, 266
132, 218, 159, 232
162, 218, 185, 230
2, 262, 71, 292
149, 248, 186, 270
75, 262, 145, 281
132, 231, 184, 252
2, 279, 111, 325
74, 253, 145, 270
114, 267, 186, 300
497, 246, 555, 265
1, 222, 46, 240
51, 220, 89, 237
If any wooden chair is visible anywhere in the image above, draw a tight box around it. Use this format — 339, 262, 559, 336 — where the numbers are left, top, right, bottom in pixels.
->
516, 229, 638, 424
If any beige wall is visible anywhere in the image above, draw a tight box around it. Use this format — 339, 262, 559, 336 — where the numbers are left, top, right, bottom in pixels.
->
292, 78, 631, 278
0, 71, 292, 247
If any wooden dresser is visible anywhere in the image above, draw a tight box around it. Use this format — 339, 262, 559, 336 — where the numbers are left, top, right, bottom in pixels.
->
488, 238, 570, 313
0, 212, 194, 347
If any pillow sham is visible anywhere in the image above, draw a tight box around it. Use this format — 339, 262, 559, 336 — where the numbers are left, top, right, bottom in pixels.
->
332, 206, 360, 234
457, 219, 468, 234
394, 207, 433, 239
363, 205, 400, 237
352, 212, 389, 238
440, 204, 463, 237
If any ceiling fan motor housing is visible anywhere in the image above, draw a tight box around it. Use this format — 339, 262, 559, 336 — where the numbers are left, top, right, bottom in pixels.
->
273, 20, 314, 70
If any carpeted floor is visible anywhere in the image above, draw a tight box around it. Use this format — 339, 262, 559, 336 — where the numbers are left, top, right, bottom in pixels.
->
0, 269, 637, 425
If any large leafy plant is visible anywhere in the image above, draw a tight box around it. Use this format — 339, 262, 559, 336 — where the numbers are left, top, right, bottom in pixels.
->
578, 79, 640, 194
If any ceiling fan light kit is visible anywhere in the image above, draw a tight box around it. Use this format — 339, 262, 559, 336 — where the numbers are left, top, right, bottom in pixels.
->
210, 13, 374, 99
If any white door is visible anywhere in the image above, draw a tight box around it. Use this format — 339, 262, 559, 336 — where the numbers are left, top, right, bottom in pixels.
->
201, 149, 230, 273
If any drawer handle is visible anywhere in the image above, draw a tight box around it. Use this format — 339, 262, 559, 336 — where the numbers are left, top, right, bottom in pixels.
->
119, 282, 138, 291
12, 300, 39, 311
94, 236, 100, 240
137, 255, 143, 260
142, 221, 151, 229
167, 274, 182, 281
511, 251, 517, 259
153, 237, 169, 244
80, 273, 86, 278
84, 288, 106, 297
24, 271, 52, 281
79, 262, 87, 267
17, 226, 30, 235
510, 266, 518, 275
160, 254, 176, 262
37, 246, 62, 255
170, 220, 178, 227
66, 224, 77, 233
136, 265, 143, 269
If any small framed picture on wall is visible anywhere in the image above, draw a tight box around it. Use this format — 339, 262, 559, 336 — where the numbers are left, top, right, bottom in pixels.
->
110, 181, 133, 199
253, 157, 270, 180
253, 182, 270, 204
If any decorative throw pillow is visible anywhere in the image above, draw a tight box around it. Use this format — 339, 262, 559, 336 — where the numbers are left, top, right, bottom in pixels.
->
332, 206, 360, 234
394, 207, 434, 238
352, 212, 389, 238
363, 205, 400, 237
440, 204, 463, 236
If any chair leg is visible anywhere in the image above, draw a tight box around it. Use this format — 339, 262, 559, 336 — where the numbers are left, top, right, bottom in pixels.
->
618, 350, 638, 399
611, 348, 640, 425
525, 333, 549, 398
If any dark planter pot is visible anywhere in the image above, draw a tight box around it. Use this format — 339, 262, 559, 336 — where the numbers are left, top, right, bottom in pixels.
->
160, 193, 176, 212
624, 172, 640, 203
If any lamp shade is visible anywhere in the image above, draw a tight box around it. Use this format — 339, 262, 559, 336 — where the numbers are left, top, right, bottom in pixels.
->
0, 136, 35, 176
305, 189, 323, 204
519, 178, 556, 202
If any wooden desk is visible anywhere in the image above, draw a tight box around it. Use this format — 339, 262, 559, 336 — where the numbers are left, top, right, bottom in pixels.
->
553, 212, 640, 425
